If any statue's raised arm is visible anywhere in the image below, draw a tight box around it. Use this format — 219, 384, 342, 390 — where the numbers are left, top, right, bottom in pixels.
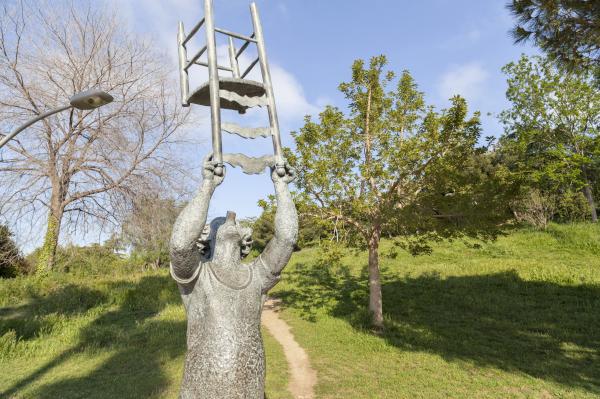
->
170, 155, 224, 284
257, 163, 298, 293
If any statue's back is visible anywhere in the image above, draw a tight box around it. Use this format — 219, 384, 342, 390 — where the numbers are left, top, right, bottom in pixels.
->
179, 262, 266, 399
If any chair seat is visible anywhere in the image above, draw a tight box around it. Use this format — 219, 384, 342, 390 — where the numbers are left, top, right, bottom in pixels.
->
188, 78, 266, 113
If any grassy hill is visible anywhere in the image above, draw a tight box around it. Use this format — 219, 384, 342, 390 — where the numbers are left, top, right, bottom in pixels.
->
1, 223, 599, 398
273, 223, 600, 398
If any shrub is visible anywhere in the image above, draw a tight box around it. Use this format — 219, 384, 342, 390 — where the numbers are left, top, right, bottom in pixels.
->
511, 188, 592, 229
511, 189, 556, 229
555, 190, 591, 222
27, 243, 128, 277
0, 225, 30, 278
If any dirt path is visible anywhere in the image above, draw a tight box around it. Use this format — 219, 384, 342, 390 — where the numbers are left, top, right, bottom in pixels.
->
262, 298, 317, 399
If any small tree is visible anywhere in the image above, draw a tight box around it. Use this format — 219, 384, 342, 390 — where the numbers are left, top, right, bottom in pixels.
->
120, 194, 180, 269
290, 56, 510, 329
499, 55, 599, 222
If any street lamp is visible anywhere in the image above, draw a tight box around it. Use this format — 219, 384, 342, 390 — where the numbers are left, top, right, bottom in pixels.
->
0, 89, 113, 149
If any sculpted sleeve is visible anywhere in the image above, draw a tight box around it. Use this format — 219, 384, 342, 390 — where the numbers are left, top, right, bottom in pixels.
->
255, 254, 281, 294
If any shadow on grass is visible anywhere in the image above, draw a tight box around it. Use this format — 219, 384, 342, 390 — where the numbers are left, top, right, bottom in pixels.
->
0, 284, 108, 340
0, 274, 186, 399
276, 262, 600, 394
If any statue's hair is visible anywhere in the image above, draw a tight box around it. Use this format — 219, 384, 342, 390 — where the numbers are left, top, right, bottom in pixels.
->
196, 217, 253, 260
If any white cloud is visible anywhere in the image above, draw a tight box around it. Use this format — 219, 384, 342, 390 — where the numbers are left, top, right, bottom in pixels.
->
217, 47, 318, 124
438, 62, 489, 101
112, 0, 197, 63
270, 65, 319, 121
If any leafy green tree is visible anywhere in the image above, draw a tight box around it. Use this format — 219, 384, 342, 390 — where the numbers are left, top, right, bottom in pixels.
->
0, 224, 29, 278
252, 198, 276, 253
289, 55, 511, 329
252, 193, 328, 252
508, 0, 600, 72
499, 55, 599, 222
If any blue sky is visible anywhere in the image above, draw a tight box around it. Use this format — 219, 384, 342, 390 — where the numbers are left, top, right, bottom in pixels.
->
110, 0, 537, 226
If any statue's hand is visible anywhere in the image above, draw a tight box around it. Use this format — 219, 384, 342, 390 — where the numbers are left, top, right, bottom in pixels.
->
271, 162, 295, 184
202, 153, 225, 187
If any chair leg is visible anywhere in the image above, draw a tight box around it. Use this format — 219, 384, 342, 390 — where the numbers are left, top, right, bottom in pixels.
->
204, 0, 224, 176
177, 22, 190, 107
250, 3, 285, 177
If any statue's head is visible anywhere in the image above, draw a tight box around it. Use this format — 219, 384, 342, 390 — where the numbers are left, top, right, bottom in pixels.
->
197, 211, 253, 260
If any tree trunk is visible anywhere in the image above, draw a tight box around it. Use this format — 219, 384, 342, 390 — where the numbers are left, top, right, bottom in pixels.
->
367, 228, 384, 331
583, 183, 598, 222
36, 209, 63, 274
36, 169, 69, 274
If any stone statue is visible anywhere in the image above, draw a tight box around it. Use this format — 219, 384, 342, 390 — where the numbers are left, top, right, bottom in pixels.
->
169, 155, 298, 398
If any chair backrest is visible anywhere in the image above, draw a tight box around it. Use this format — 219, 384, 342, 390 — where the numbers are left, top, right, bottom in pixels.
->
177, 3, 261, 107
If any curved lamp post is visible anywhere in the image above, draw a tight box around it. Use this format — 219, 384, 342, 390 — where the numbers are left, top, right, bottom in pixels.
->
0, 89, 113, 149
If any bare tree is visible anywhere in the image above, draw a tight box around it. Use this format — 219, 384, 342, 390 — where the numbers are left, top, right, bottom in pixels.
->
0, 1, 190, 272
120, 192, 181, 269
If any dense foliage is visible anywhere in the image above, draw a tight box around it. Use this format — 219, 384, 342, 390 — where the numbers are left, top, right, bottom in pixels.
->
250, 194, 329, 253
0, 225, 29, 278
499, 55, 599, 225
508, 0, 600, 73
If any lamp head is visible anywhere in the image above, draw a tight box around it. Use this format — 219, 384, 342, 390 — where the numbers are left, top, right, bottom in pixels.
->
69, 89, 113, 110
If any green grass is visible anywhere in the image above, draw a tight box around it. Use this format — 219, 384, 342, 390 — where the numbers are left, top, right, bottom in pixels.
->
271, 223, 600, 398
0, 223, 598, 398
0, 271, 292, 398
